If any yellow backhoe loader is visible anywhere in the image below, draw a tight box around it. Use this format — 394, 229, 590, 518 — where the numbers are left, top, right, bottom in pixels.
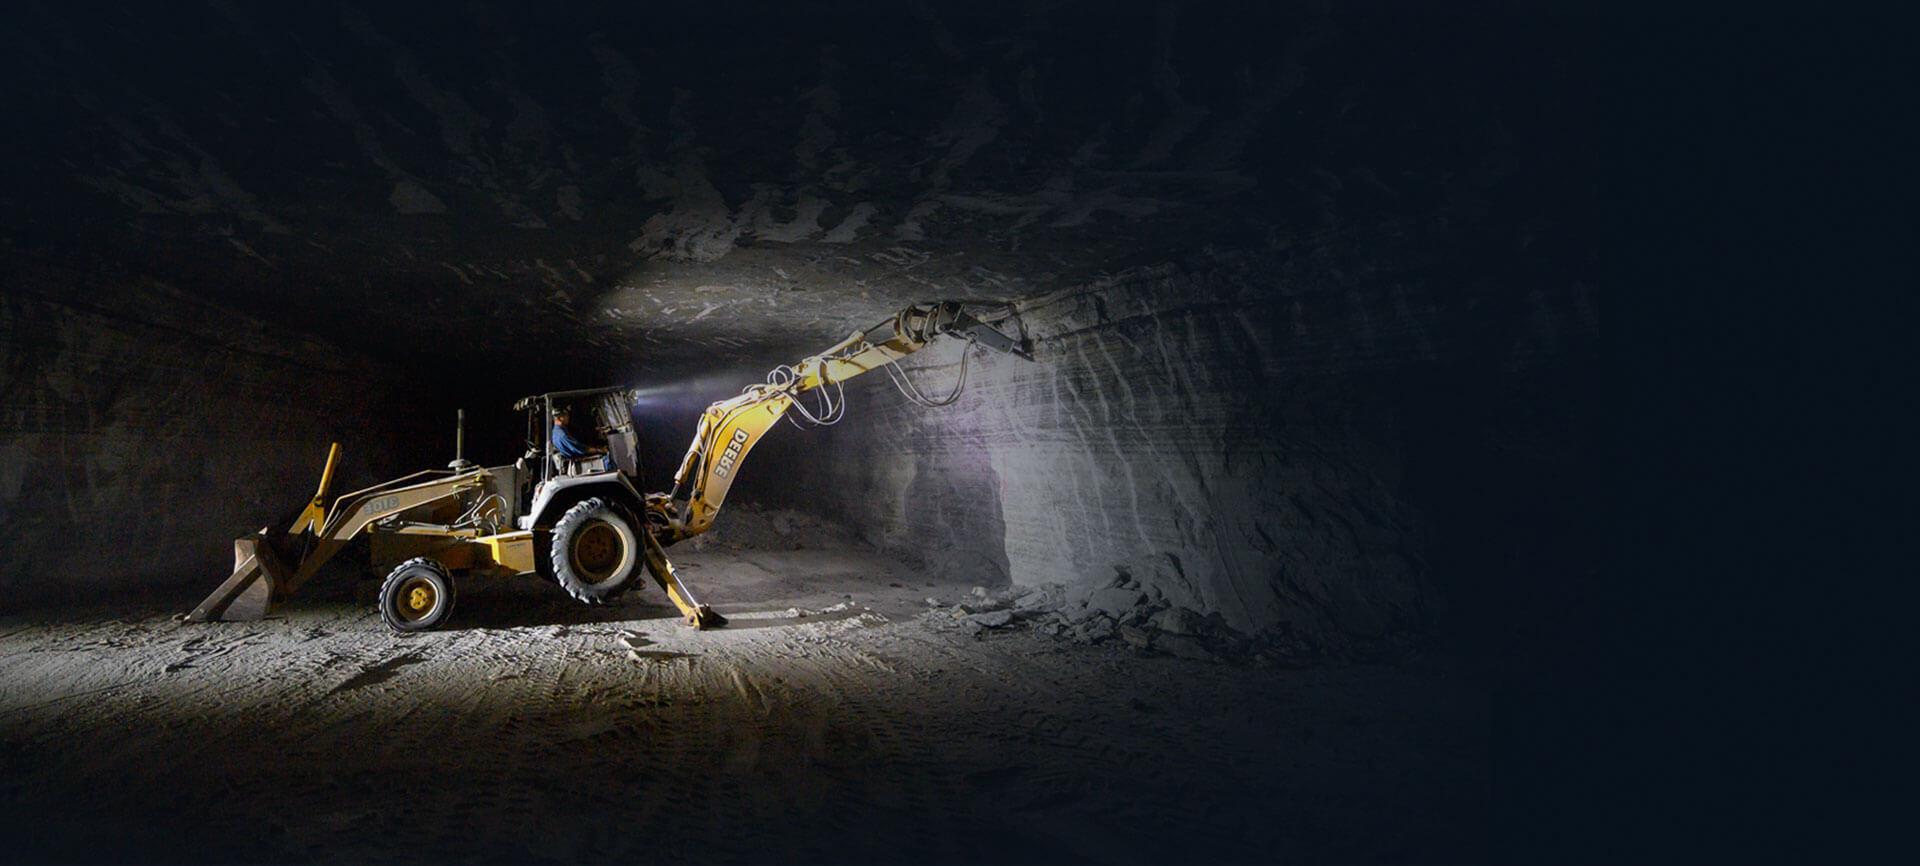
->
185, 301, 1030, 632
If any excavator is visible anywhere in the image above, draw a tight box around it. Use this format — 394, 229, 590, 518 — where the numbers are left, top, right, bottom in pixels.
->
185, 301, 1030, 632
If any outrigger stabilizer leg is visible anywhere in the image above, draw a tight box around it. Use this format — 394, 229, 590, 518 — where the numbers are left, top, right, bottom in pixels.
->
640, 530, 727, 629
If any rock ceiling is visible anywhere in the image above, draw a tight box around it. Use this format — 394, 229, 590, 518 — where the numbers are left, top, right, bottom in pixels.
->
6, 3, 1541, 386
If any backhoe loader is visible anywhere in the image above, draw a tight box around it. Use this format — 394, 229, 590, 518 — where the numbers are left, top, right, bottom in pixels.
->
185, 301, 1030, 632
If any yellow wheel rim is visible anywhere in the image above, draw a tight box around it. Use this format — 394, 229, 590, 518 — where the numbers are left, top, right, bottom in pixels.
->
396, 576, 438, 621
571, 521, 625, 582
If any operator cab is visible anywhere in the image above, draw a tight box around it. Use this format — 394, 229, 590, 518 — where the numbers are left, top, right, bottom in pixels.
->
548, 406, 607, 476
515, 387, 642, 487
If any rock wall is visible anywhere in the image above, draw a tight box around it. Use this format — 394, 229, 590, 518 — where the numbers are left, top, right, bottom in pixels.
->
805, 265, 1597, 654
0, 263, 435, 608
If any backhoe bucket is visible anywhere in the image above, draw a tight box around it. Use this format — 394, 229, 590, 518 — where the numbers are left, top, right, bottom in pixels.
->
184, 537, 285, 622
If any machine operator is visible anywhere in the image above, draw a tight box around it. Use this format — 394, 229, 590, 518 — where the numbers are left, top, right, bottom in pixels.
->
551, 408, 608, 470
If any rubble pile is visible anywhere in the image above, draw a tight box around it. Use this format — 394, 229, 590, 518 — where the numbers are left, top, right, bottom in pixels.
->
918, 583, 1335, 666
681, 502, 861, 552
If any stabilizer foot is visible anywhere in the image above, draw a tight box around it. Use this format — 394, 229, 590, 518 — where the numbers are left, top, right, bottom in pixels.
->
687, 604, 728, 630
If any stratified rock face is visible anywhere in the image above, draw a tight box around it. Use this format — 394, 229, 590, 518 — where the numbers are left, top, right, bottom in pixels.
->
0, 265, 433, 604
807, 265, 1595, 652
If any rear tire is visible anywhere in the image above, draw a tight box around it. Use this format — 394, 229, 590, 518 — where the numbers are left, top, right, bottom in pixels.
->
379, 557, 455, 632
550, 498, 641, 604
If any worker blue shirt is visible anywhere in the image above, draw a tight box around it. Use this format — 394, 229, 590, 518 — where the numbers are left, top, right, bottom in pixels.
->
551, 424, 593, 458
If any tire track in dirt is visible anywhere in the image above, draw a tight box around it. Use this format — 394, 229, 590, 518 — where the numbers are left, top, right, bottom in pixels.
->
699, 623, 978, 859
853, 628, 1189, 862
259, 625, 584, 860
4, 578, 1489, 864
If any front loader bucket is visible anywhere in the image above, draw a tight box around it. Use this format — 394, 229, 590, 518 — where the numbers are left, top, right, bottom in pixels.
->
184, 537, 284, 622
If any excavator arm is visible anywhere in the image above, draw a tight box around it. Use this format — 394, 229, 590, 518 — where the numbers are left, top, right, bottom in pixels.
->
649, 301, 1030, 544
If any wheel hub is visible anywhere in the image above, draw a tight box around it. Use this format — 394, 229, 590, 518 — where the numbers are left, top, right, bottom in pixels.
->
397, 577, 437, 621
572, 521, 624, 581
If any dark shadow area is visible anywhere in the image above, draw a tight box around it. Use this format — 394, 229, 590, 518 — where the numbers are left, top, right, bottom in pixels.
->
326, 650, 426, 694
1398, 359, 1607, 663
432, 581, 679, 631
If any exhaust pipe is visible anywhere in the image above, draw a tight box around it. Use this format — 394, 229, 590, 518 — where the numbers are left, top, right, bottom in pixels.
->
449, 409, 476, 472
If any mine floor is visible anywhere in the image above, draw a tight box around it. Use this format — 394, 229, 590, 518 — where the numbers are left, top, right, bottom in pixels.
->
1, 546, 1486, 864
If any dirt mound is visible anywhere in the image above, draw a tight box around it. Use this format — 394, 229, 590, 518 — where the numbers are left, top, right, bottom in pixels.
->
919, 580, 1420, 666
681, 501, 863, 552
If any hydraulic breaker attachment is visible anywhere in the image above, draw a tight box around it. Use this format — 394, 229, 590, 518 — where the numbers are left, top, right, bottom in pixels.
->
640, 530, 727, 629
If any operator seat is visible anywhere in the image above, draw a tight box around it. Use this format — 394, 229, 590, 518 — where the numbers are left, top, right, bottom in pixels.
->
551, 453, 597, 477
556, 448, 628, 477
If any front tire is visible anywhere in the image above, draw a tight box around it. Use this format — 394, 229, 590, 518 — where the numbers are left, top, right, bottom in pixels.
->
550, 498, 641, 604
379, 557, 455, 632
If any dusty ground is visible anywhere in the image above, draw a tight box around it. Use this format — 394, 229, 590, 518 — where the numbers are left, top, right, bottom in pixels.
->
1, 542, 1486, 865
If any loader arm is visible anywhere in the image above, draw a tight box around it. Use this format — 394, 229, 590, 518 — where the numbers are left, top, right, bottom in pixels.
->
653, 301, 1029, 544
186, 461, 487, 622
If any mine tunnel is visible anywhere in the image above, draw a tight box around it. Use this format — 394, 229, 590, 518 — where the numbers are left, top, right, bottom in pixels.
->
0, 2, 1634, 863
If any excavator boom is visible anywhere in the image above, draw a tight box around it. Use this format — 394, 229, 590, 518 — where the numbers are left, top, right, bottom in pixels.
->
653, 301, 1030, 543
